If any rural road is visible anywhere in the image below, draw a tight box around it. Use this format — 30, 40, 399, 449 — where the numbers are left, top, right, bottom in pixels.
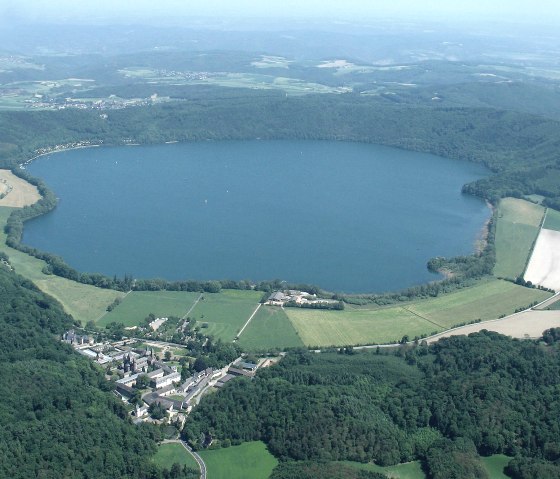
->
181, 440, 207, 479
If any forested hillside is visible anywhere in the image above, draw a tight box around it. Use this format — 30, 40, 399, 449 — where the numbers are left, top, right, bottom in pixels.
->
1, 93, 560, 206
0, 263, 188, 478
184, 332, 560, 478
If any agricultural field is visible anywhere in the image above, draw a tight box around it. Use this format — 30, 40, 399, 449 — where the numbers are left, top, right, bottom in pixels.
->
405, 279, 551, 328
285, 306, 434, 347
493, 198, 544, 279
345, 460, 426, 479
152, 443, 199, 470
198, 441, 278, 479
97, 290, 200, 328
188, 289, 262, 342
0, 206, 124, 323
238, 305, 304, 351
0, 169, 41, 207
543, 207, 560, 231
524, 228, 560, 291
285, 280, 551, 347
118, 67, 349, 95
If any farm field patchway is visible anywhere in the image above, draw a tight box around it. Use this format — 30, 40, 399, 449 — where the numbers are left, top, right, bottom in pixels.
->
237, 305, 304, 351
0, 169, 41, 207
524, 228, 560, 291
493, 197, 544, 279
97, 290, 201, 328
187, 289, 263, 342
543, 207, 560, 231
285, 280, 551, 347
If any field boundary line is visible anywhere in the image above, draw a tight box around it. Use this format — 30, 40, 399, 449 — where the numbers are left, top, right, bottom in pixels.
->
522, 207, 548, 278
235, 303, 261, 340
352, 291, 559, 350
401, 306, 445, 329
93, 289, 132, 324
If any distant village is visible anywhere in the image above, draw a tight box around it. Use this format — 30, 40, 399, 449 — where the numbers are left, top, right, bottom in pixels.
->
62, 329, 278, 428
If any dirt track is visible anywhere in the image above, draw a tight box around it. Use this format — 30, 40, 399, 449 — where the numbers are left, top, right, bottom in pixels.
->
525, 228, 560, 291
0, 170, 41, 207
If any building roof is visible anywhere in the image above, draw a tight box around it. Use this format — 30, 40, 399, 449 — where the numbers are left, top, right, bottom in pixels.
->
147, 368, 164, 378
268, 292, 287, 301
228, 367, 253, 377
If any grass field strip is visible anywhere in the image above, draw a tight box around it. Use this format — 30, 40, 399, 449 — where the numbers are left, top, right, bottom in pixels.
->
235, 303, 262, 340
401, 306, 445, 329
522, 206, 548, 277
182, 293, 203, 320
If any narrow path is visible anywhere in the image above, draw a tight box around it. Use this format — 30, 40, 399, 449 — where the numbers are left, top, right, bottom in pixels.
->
181, 293, 203, 334
183, 293, 203, 320
234, 303, 261, 340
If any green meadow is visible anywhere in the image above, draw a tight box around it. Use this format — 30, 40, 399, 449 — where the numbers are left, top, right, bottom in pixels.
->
543, 207, 560, 232
238, 305, 304, 351
198, 441, 278, 479
480, 455, 511, 479
188, 289, 262, 342
345, 460, 426, 479
284, 279, 550, 347
152, 443, 199, 470
493, 198, 544, 278
97, 290, 200, 327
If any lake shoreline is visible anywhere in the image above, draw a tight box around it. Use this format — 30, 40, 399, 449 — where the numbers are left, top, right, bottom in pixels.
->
21, 140, 491, 293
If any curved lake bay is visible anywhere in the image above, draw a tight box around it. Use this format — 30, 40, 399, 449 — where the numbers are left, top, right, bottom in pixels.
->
24, 141, 490, 293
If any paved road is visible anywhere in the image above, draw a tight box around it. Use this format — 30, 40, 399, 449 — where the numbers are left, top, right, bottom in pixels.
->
181, 440, 207, 479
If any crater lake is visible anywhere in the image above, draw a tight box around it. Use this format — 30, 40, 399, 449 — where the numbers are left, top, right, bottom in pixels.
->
23, 140, 490, 293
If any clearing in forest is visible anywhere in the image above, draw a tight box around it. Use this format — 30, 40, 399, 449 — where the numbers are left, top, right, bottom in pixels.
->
198, 441, 278, 479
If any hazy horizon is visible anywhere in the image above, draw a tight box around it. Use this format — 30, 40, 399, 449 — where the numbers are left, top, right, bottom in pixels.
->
2, 0, 560, 27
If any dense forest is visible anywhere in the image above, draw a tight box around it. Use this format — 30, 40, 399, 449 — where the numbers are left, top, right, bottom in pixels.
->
184, 331, 560, 478
0, 263, 191, 479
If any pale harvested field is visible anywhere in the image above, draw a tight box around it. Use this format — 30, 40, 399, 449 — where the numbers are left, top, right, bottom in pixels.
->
0, 169, 41, 207
427, 309, 560, 342
524, 228, 560, 290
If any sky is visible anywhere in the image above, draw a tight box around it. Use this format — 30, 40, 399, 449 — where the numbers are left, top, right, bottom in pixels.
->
2, 0, 560, 25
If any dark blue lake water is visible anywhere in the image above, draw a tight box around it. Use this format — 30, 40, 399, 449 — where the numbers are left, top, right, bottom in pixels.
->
24, 140, 489, 293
